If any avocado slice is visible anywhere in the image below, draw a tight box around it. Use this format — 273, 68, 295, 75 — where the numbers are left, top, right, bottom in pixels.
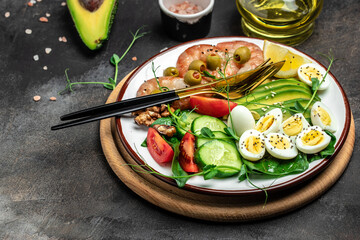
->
234, 89, 319, 108
252, 78, 309, 93
67, 0, 118, 50
236, 84, 312, 105
250, 98, 313, 120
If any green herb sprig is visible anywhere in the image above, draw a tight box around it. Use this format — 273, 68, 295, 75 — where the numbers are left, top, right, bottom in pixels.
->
59, 26, 148, 94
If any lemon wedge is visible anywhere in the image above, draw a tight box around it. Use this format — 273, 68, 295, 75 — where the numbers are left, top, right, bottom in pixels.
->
263, 40, 311, 78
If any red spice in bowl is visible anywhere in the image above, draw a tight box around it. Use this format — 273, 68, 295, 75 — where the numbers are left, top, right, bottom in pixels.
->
168, 1, 203, 15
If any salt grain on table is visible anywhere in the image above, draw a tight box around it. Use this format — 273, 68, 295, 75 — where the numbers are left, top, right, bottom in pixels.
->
33, 55, 39, 61
5, 12, 10, 18
33, 96, 41, 102
25, 29, 32, 34
45, 48, 52, 54
39, 17, 48, 22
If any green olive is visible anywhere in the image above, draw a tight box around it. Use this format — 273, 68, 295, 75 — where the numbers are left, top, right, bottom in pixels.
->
233, 46, 251, 64
184, 70, 202, 86
150, 89, 162, 94
206, 53, 222, 70
163, 67, 179, 77
188, 60, 206, 73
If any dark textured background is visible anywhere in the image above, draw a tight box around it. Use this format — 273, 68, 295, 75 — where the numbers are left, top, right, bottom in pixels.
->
0, 0, 359, 239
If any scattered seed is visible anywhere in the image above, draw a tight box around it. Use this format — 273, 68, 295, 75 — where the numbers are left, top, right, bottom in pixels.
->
45, 12, 50, 17
28, 2, 34, 7
61, 2, 66, 6
39, 17, 48, 22
50, 97, 56, 101
132, 56, 137, 61
60, 36, 67, 42
4, 12, 10, 18
45, 48, 52, 54
25, 29, 32, 34
33, 55, 39, 61
43, 66, 48, 70
37, 0, 42, 2
33, 95, 41, 102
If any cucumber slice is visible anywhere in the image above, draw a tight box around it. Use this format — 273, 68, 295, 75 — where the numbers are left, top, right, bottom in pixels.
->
176, 110, 202, 137
191, 115, 227, 134
196, 131, 234, 148
195, 139, 242, 178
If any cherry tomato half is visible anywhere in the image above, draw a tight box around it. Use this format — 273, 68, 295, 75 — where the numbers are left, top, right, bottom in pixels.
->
189, 96, 238, 118
179, 132, 199, 173
147, 128, 174, 164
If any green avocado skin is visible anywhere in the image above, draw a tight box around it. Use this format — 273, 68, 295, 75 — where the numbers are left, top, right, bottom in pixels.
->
67, 0, 118, 50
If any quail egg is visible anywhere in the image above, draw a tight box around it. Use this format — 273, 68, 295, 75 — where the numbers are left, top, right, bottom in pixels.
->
311, 101, 337, 133
264, 133, 298, 160
296, 126, 331, 154
297, 63, 330, 90
255, 108, 283, 135
238, 130, 265, 161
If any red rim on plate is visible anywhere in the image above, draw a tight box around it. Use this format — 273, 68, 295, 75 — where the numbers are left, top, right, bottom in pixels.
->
115, 37, 351, 196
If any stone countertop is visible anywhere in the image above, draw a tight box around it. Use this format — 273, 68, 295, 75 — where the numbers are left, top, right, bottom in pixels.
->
0, 0, 359, 239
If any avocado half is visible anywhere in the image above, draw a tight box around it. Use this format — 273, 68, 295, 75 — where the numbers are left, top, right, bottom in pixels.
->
67, 0, 118, 50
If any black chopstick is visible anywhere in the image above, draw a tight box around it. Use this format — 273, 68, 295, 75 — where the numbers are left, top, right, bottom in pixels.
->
51, 90, 179, 130
60, 90, 178, 121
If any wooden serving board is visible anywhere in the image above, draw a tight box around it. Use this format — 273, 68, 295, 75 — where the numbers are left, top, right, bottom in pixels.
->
100, 72, 355, 222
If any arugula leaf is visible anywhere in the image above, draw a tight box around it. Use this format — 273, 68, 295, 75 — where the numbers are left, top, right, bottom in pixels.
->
224, 127, 240, 141
243, 153, 309, 176
150, 117, 173, 127
311, 77, 320, 92
238, 164, 247, 182
203, 165, 218, 180
141, 138, 147, 147
168, 138, 189, 188
294, 101, 305, 112
200, 127, 215, 138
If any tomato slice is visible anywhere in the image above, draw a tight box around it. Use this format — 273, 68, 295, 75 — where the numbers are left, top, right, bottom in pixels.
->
189, 96, 238, 118
179, 132, 199, 173
147, 128, 174, 164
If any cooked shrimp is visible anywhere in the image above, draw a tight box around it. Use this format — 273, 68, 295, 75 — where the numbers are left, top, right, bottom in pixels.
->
176, 44, 222, 78
216, 41, 264, 74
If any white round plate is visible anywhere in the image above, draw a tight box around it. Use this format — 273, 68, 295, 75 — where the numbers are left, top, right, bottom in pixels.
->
116, 37, 351, 195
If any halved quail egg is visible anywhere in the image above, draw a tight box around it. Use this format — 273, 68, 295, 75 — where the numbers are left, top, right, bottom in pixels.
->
238, 130, 265, 161
255, 108, 283, 135
280, 113, 310, 141
296, 126, 331, 154
297, 63, 330, 90
264, 133, 298, 160
311, 101, 337, 133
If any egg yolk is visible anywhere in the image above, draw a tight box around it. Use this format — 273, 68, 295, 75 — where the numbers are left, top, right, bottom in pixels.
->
314, 106, 331, 126
255, 115, 274, 132
245, 136, 263, 154
269, 135, 290, 149
283, 116, 302, 136
301, 130, 324, 146
300, 66, 323, 82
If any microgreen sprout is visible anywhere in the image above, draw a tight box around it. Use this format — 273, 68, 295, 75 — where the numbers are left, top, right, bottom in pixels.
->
59, 26, 148, 94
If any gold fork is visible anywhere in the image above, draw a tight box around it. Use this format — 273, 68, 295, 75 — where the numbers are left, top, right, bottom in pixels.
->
177, 61, 284, 100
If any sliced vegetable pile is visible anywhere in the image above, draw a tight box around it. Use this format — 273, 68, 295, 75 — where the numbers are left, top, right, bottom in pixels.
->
136, 40, 337, 190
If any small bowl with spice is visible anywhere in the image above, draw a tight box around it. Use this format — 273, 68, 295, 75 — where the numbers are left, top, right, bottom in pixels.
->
159, 0, 215, 41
